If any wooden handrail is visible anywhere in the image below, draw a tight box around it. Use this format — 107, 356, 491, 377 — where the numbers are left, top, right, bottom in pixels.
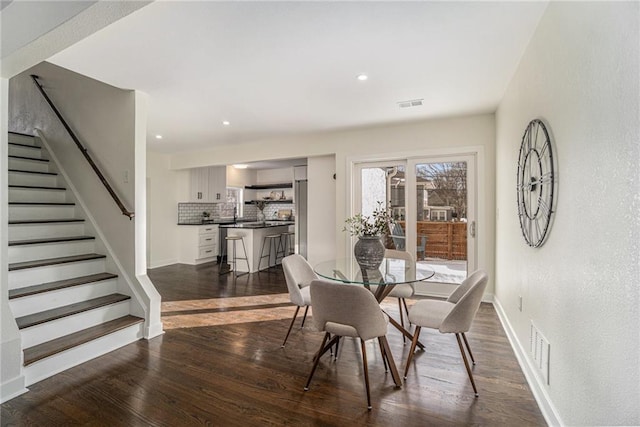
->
30, 75, 134, 219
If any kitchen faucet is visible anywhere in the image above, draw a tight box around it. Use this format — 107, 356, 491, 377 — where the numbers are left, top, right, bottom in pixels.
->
233, 206, 237, 223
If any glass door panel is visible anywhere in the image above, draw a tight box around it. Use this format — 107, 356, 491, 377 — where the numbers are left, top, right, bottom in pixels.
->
411, 159, 473, 284
356, 162, 406, 251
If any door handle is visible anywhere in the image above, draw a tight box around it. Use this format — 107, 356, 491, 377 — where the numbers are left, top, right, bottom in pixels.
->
470, 221, 476, 238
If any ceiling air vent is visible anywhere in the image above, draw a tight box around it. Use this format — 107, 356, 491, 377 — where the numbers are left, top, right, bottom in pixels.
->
397, 99, 424, 109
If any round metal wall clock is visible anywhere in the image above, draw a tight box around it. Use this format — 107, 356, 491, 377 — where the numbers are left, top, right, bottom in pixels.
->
517, 119, 555, 247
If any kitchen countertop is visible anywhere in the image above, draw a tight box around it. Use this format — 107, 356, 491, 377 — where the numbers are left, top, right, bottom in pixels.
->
178, 219, 294, 226
220, 221, 294, 229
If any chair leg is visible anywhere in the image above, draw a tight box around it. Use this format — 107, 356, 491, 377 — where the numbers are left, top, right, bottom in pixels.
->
455, 333, 479, 397
281, 306, 300, 348
300, 306, 309, 328
334, 336, 340, 360
461, 332, 475, 365
403, 326, 422, 379
402, 298, 410, 325
360, 339, 372, 410
377, 337, 388, 372
379, 336, 402, 387
398, 299, 406, 344
305, 332, 330, 391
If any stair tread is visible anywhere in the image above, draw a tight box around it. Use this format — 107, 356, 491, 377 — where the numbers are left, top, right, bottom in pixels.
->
16, 293, 131, 330
23, 315, 143, 366
8, 155, 48, 163
9, 272, 119, 300
9, 142, 41, 150
8, 131, 35, 137
9, 235, 95, 246
8, 169, 57, 176
9, 184, 66, 191
9, 202, 74, 206
9, 218, 84, 224
9, 253, 106, 271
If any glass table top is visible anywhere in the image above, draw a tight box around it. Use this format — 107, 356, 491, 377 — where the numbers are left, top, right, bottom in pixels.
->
314, 257, 435, 285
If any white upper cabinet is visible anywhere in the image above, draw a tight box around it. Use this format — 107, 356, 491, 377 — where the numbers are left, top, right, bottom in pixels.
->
189, 166, 227, 202
207, 166, 226, 202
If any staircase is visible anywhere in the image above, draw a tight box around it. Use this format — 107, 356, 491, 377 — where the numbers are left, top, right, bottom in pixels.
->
7, 131, 144, 386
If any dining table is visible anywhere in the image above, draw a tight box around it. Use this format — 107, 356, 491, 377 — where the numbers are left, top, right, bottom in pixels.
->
313, 256, 435, 386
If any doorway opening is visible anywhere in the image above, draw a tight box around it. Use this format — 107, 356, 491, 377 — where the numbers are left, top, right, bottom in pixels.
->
354, 154, 476, 286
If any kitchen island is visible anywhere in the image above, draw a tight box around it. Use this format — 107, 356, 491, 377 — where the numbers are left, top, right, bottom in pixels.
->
220, 221, 294, 273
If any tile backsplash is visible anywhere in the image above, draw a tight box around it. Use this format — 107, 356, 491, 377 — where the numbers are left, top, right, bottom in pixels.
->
177, 202, 218, 223
178, 202, 295, 223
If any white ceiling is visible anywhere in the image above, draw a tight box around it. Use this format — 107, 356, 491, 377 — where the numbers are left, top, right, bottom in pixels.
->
48, 1, 548, 155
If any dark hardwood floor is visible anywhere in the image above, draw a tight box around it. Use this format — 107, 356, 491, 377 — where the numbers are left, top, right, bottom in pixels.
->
1, 262, 546, 426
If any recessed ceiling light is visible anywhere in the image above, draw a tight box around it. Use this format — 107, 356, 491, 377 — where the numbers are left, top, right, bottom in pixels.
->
357, 74, 368, 81
155, 134, 163, 139
233, 164, 248, 169
222, 120, 230, 126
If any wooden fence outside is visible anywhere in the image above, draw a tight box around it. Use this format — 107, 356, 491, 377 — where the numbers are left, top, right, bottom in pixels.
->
396, 221, 467, 260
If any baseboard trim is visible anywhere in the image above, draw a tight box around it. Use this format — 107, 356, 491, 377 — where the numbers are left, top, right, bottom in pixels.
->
145, 321, 164, 339
0, 375, 28, 403
148, 259, 178, 269
493, 296, 562, 426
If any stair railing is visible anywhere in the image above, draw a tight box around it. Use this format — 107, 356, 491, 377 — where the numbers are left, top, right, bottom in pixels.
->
30, 75, 134, 219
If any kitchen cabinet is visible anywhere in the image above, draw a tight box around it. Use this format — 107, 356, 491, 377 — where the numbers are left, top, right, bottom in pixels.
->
190, 166, 227, 202
178, 224, 219, 264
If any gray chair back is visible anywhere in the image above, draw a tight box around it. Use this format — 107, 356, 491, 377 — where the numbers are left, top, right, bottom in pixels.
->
447, 269, 487, 304
282, 254, 317, 306
310, 279, 388, 341
439, 270, 488, 334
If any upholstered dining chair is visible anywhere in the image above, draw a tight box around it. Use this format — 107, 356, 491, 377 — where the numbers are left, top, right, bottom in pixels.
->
304, 279, 399, 410
383, 249, 416, 340
403, 270, 488, 396
281, 254, 318, 348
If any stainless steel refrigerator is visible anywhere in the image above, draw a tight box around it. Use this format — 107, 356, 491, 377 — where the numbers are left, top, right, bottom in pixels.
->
295, 180, 308, 258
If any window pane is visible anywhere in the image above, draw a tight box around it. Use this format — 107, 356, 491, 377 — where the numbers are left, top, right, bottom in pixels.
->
220, 187, 242, 217
415, 161, 467, 283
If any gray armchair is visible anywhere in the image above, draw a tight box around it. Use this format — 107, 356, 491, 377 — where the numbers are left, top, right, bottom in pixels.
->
304, 279, 399, 410
403, 270, 489, 396
281, 254, 317, 347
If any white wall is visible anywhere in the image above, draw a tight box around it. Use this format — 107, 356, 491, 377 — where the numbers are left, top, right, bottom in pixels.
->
147, 151, 180, 268
495, 2, 639, 426
307, 155, 335, 266
168, 113, 496, 288
256, 167, 292, 184
1, 77, 27, 402
226, 166, 256, 188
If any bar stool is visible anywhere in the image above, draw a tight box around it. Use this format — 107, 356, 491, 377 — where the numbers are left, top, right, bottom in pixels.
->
258, 234, 284, 272
219, 235, 249, 277
281, 231, 295, 256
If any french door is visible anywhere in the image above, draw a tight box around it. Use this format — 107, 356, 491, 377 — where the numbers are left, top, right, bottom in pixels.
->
354, 154, 476, 285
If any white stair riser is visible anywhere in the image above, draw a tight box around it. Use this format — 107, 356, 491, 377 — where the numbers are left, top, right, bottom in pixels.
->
9, 279, 119, 317
8, 145, 42, 158
8, 222, 86, 240
9, 188, 67, 203
24, 322, 143, 386
8, 134, 38, 146
9, 240, 96, 264
20, 300, 131, 348
9, 259, 106, 289
8, 158, 49, 173
9, 205, 76, 221
8, 172, 58, 187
